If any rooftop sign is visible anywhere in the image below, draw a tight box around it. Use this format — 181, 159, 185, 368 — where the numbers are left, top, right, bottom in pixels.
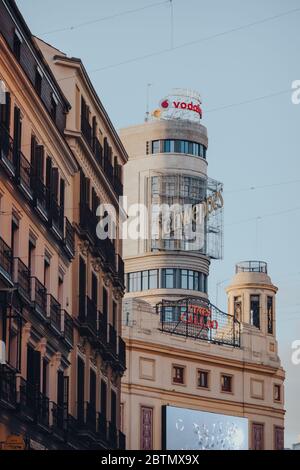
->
152, 88, 203, 122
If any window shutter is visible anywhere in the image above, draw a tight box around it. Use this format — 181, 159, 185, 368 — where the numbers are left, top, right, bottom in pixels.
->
36, 144, 44, 181
79, 170, 86, 207
0, 92, 11, 131
13, 106, 22, 167
85, 177, 90, 207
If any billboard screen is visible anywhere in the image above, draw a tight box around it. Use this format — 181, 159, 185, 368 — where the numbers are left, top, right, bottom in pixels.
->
163, 406, 248, 450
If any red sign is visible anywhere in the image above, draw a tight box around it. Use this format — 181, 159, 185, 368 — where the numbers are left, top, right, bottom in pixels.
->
160, 99, 203, 118
180, 304, 218, 330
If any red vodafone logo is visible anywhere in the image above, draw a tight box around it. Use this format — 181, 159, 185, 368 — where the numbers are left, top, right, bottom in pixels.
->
159, 97, 203, 118
160, 99, 169, 109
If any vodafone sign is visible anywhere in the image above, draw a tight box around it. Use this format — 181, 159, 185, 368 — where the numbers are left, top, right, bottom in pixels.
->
152, 89, 203, 122
160, 98, 202, 118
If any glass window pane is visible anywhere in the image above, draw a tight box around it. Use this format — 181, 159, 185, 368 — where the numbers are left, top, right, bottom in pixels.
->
142, 271, 149, 290
152, 140, 160, 154
188, 270, 194, 289
181, 270, 188, 289
188, 142, 193, 155
149, 270, 158, 289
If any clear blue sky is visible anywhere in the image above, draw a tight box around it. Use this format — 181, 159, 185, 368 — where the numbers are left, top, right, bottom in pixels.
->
16, 0, 300, 447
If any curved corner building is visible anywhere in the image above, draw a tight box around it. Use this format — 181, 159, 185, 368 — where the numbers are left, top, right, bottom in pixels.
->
119, 93, 285, 451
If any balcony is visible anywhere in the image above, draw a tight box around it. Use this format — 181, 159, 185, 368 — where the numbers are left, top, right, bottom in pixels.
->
50, 198, 64, 239
47, 294, 61, 334
80, 202, 97, 242
0, 122, 15, 176
64, 217, 75, 258
77, 402, 97, 437
0, 365, 16, 409
97, 310, 107, 348
81, 115, 92, 147
31, 277, 47, 320
108, 324, 117, 357
78, 295, 98, 337
17, 377, 49, 428
118, 337, 126, 371
13, 257, 31, 302
63, 311, 74, 348
51, 402, 67, 439
0, 236, 13, 284
17, 150, 33, 200
94, 138, 103, 166
33, 177, 49, 221
119, 430, 126, 450
236, 260, 268, 274
103, 238, 116, 273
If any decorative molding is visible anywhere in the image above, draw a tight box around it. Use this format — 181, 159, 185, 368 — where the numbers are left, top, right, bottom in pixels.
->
79, 240, 90, 256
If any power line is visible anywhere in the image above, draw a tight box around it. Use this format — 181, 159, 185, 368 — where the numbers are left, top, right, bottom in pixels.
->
59, 6, 300, 76
225, 205, 300, 227
40, 0, 170, 36
224, 179, 300, 195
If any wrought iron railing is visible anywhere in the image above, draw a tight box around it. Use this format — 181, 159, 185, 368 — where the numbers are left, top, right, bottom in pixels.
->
18, 151, 33, 195
63, 311, 74, 347
31, 277, 47, 318
108, 422, 117, 449
116, 254, 124, 285
18, 378, 49, 427
80, 202, 97, 240
50, 198, 64, 236
0, 365, 16, 406
97, 310, 107, 345
0, 122, 14, 171
47, 294, 61, 332
33, 177, 49, 216
113, 175, 123, 197
158, 297, 241, 348
81, 115, 92, 147
64, 217, 75, 257
77, 402, 97, 433
13, 257, 31, 299
0, 236, 12, 279
78, 295, 98, 333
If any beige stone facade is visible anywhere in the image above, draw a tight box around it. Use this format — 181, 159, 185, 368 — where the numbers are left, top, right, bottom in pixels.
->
120, 118, 285, 450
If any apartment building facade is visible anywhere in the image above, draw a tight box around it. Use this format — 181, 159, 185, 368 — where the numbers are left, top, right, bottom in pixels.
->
0, 0, 127, 450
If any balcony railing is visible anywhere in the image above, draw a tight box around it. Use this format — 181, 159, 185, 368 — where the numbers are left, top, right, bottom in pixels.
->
0, 236, 12, 281
31, 277, 47, 319
77, 402, 97, 434
118, 337, 126, 370
17, 150, 33, 198
80, 202, 97, 241
97, 310, 107, 345
113, 176, 123, 197
51, 402, 67, 435
18, 378, 49, 427
13, 257, 31, 300
47, 294, 61, 333
63, 311, 74, 347
103, 238, 116, 272
50, 198, 64, 238
109, 324, 117, 356
0, 122, 14, 174
81, 116, 92, 147
94, 138, 103, 166
78, 295, 98, 334
33, 177, 49, 219
0, 365, 16, 407
64, 217, 75, 258
236, 260, 268, 274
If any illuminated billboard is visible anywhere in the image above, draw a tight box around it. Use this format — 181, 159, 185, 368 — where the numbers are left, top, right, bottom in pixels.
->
162, 406, 248, 450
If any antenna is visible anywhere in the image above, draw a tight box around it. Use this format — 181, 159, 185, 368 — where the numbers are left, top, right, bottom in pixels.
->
145, 83, 152, 122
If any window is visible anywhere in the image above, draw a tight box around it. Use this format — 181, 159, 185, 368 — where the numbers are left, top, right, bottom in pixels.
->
221, 374, 233, 393
13, 31, 22, 61
274, 426, 284, 450
35, 68, 42, 96
274, 384, 281, 402
149, 270, 158, 289
152, 140, 160, 154
234, 296, 242, 321
128, 272, 141, 292
267, 296, 274, 334
162, 268, 175, 288
250, 295, 260, 329
172, 365, 185, 384
197, 370, 209, 389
